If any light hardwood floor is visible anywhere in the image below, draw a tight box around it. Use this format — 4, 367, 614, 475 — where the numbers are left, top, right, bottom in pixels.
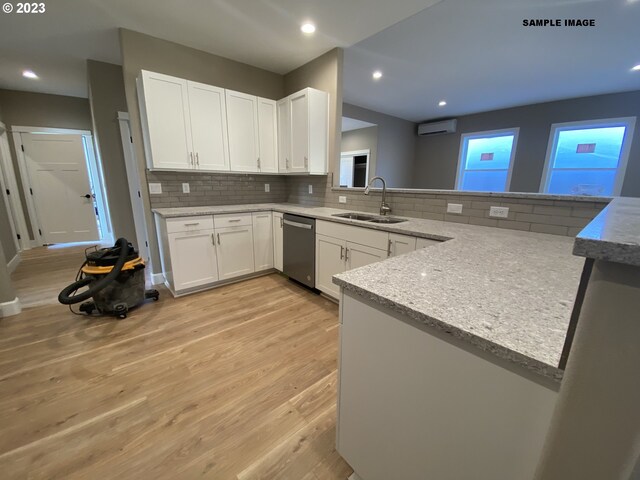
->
2, 245, 352, 479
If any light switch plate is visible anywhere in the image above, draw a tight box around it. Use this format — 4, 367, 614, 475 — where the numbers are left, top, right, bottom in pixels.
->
489, 206, 509, 218
339, 196, 347, 204
148, 183, 162, 194
264, 183, 270, 193
308, 184, 313, 194
447, 203, 463, 214
182, 183, 190, 194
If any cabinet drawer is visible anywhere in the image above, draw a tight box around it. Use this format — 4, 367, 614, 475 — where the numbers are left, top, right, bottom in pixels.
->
214, 212, 253, 228
317, 220, 389, 251
166, 216, 214, 234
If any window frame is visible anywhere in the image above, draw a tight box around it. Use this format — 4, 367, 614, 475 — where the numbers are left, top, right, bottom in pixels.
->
455, 127, 519, 192
539, 117, 636, 196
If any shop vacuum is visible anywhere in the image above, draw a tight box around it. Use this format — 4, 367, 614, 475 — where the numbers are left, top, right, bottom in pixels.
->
58, 238, 159, 319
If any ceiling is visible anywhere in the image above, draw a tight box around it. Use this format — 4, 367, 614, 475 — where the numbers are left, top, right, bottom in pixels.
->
0, 0, 441, 98
342, 117, 377, 132
343, 0, 640, 122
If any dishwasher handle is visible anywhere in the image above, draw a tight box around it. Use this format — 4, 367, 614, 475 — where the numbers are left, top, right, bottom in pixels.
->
283, 219, 313, 230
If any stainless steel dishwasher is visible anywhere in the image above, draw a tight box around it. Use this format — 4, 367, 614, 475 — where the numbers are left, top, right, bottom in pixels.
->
283, 214, 316, 289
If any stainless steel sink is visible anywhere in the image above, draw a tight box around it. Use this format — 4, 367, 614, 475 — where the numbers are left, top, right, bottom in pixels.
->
332, 212, 378, 221
368, 217, 407, 224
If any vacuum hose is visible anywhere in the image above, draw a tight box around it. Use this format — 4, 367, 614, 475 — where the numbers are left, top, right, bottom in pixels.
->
58, 238, 130, 305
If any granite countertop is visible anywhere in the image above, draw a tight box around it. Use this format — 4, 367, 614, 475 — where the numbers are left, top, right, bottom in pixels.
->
573, 197, 640, 267
154, 203, 583, 382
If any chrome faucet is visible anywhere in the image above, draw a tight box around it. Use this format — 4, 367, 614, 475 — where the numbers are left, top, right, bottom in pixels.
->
364, 176, 391, 216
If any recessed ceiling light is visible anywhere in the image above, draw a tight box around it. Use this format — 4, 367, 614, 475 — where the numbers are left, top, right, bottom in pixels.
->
372, 71, 382, 80
22, 70, 38, 79
301, 23, 316, 34
632, 64, 640, 71
438, 100, 447, 107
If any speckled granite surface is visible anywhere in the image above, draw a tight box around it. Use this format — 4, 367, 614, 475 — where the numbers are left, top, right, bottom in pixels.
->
154, 203, 583, 381
573, 197, 640, 267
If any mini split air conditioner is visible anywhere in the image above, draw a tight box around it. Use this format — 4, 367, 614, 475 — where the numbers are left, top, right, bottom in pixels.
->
417, 119, 457, 136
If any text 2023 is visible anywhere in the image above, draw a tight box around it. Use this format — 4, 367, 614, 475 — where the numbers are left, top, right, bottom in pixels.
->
16, 2, 45, 13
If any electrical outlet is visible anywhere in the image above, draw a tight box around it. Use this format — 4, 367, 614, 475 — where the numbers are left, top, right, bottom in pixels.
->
447, 203, 463, 214
148, 183, 162, 194
182, 183, 190, 194
264, 183, 270, 193
339, 196, 347, 204
489, 206, 509, 218
308, 184, 313, 194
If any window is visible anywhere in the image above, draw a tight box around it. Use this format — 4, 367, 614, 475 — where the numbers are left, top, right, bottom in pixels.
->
456, 128, 518, 192
541, 117, 636, 196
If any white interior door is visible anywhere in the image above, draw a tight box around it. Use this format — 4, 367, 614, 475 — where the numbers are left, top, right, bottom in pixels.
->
340, 154, 355, 187
188, 81, 230, 171
22, 133, 99, 244
226, 90, 259, 172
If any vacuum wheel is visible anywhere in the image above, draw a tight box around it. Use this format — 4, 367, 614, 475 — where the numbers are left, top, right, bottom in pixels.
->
79, 301, 96, 315
113, 303, 128, 319
145, 289, 160, 301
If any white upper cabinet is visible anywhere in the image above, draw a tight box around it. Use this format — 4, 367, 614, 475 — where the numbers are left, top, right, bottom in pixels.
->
278, 88, 329, 174
277, 98, 291, 172
138, 71, 193, 170
257, 98, 278, 173
226, 90, 260, 173
187, 81, 230, 171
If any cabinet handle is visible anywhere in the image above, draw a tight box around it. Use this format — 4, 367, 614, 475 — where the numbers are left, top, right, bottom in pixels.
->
228, 219, 242, 223
184, 222, 200, 226
345, 247, 349, 262
189, 152, 194, 166
286, 158, 289, 170
340, 245, 344, 260
217, 233, 220, 245
304, 156, 308, 168
280, 217, 283, 228
387, 239, 392, 257
257, 157, 261, 170
196, 152, 200, 167
211, 233, 215, 245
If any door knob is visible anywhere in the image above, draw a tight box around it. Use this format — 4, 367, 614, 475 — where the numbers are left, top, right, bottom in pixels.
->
81, 194, 92, 199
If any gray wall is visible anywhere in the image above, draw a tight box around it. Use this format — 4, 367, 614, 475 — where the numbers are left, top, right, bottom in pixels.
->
413, 90, 640, 197
284, 48, 344, 181
120, 28, 287, 272
0, 89, 93, 240
342, 103, 416, 188
87, 60, 137, 244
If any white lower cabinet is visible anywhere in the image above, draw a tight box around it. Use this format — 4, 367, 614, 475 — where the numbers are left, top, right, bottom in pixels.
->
168, 229, 219, 291
388, 233, 417, 258
315, 231, 387, 299
215, 225, 255, 280
316, 234, 347, 298
252, 212, 274, 271
273, 212, 283, 271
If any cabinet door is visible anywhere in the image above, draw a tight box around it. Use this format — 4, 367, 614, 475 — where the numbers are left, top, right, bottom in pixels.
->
316, 234, 346, 299
168, 229, 218, 291
346, 242, 387, 270
187, 81, 230, 172
389, 233, 417, 258
290, 91, 309, 173
226, 90, 260, 172
257, 98, 278, 173
273, 212, 283, 271
215, 225, 255, 280
252, 212, 273, 271
140, 71, 193, 170
277, 98, 291, 172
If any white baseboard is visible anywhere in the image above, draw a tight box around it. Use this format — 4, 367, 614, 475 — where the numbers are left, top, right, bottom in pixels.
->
0, 297, 21, 317
150, 273, 165, 286
6, 253, 20, 273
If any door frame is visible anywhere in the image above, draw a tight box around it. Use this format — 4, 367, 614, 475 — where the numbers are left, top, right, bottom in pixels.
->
10, 125, 112, 246
0, 122, 25, 254
117, 112, 152, 270
340, 149, 370, 188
